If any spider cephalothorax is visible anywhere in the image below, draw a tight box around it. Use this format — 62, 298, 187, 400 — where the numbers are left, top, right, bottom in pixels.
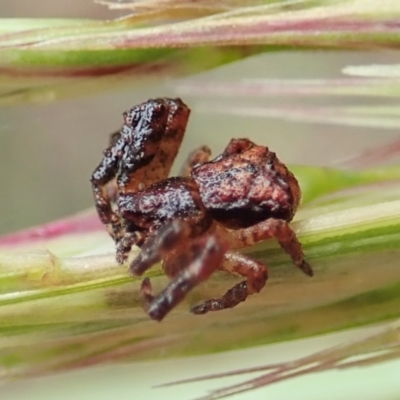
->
91, 98, 312, 321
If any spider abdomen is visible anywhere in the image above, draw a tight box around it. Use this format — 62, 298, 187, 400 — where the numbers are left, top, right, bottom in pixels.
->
192, 145, 299, 229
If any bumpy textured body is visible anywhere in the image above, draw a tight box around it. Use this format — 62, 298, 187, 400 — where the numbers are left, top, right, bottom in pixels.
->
91, 98, 312, 321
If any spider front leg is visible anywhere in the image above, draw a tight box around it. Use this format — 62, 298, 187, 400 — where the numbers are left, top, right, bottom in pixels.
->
191, 251, 268, 314
218, 218, 313, 277
142, 98, 190, 185
115, 231, 145, 264
119, 98, 190, 192
130, 220, 225, 321
91, 147, 122, 239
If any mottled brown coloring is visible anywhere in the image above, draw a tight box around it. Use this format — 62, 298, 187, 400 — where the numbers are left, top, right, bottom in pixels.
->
91, 98, 312, 321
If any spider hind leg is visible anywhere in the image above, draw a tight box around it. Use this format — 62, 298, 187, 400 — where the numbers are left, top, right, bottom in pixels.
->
191, 251, 268, 315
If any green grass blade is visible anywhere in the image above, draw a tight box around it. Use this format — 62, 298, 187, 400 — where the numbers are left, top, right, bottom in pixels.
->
1, 164, 400, 376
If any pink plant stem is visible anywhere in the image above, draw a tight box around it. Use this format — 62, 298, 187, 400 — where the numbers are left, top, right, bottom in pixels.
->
0, 211, 102, 247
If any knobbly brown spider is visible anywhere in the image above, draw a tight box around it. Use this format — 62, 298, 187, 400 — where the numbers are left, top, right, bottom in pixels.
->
91, 98, 312, 321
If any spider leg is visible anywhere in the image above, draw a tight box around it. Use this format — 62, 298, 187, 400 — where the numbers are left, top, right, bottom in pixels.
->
115, 231, 145, 264
90, 145, 121, 238
217, 218, 313, 277
142, 98, 190, 185
180, 145, 211, 177
141, 236, 224, 321
91, 98, 171, 237
191, 251, 268, 314
129, 220, 193, 276
118, 98, 190, 192
130, 220, 225, 321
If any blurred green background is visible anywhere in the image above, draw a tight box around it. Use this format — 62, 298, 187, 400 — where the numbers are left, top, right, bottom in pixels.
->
2, 2, 400, 236
2, 28, 400, 234
2, 2, 400, 400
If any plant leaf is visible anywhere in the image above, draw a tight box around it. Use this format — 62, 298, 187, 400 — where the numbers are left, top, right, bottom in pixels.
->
2, 0, 400, 105
161, 322, 400, 400
1, 164, 400, 378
